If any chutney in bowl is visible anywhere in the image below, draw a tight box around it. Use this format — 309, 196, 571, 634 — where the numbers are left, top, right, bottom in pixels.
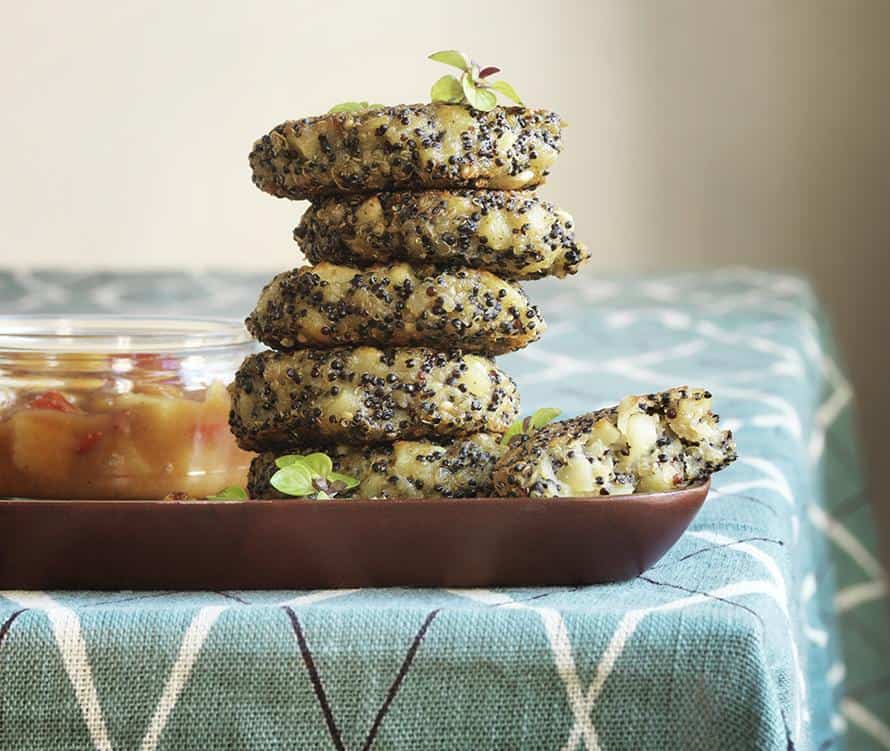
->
0, 316, 257, 499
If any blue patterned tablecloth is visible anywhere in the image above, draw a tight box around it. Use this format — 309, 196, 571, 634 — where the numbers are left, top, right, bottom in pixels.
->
1, 268, 888, 750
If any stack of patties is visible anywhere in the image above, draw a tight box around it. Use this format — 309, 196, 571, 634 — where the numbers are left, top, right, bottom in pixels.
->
230, 103, 590, 498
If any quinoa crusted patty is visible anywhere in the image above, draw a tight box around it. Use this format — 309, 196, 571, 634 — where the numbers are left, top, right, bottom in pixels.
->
245, 262, 544, 355
247, 433, 505, 499
493, 388, 737, 498
295, 190, 590, 280
249, 104, 565, 200
229, 347, 520, 450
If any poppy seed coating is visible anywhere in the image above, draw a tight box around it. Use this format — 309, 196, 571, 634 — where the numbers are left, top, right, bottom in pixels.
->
247, 433, 505, 499
245, 262, 544, 355
229, 346, 520, 451
493, 387, 737, 498
249, 104, 565, 200
294, 190, 591, 280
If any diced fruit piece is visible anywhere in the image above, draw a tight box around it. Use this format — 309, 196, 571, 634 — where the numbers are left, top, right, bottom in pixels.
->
76, 431, 104, 454
28, 391, 78, 413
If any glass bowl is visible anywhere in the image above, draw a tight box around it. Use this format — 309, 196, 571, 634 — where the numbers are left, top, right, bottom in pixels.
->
0, 316, 259, 500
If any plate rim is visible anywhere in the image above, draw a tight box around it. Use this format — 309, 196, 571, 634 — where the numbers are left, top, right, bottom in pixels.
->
0, 479, 709, 508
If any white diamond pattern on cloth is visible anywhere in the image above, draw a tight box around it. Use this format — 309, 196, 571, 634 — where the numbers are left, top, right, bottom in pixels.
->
0, 592, 114, 751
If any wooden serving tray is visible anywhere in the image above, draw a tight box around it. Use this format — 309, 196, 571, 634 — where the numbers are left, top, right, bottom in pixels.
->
0, 482, 708, 589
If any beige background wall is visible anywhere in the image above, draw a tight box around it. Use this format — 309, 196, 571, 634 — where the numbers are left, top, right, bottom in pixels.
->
1, 0, 888, 553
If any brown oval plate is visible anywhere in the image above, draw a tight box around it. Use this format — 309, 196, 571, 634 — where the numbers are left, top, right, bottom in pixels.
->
0, 481, 709, 590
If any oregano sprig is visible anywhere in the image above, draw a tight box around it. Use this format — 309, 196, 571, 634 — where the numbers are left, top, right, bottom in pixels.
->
501, 407, 562, 447
428, 50, 523, 112
270, 452, 359, 500
207, 486, 248, 501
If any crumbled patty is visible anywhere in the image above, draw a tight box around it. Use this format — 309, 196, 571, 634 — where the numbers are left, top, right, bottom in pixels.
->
245, 262, 544, 355
493, 387, 737, 498
229, 347, 520, 450
249, 104, 565, 200
247, 433, 505, 499
294, 190, 591, 280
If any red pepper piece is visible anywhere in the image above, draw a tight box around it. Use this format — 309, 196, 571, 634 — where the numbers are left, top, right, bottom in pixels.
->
28, 391, 78, 413
76, 431, 104, 454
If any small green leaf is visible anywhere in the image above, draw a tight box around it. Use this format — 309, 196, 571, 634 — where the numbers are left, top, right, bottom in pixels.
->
531, 407, 562, 429
328, 101, 385, 113
430, 74, 464, 104
301, 452, 333, 478
489, 79, 524, 105
328, 101, 364, 113
461, 75, 497, 111
501, 421, 523, 446
270, 464, 315, 497
476, 87, 498, 112
328, 471, 359, 490
275, 454, 300, 469
428, 50, 471, 72
207, 486, 247, 501
502, 407, 562, 445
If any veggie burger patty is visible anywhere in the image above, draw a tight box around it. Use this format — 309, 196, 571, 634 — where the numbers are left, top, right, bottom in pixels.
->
249, 104, 565, 199
229, 346, 520, 451
246, 261, 544, 355
295, 190, 590, 280
493, 387, 737, 498
247, 433, 505, 499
